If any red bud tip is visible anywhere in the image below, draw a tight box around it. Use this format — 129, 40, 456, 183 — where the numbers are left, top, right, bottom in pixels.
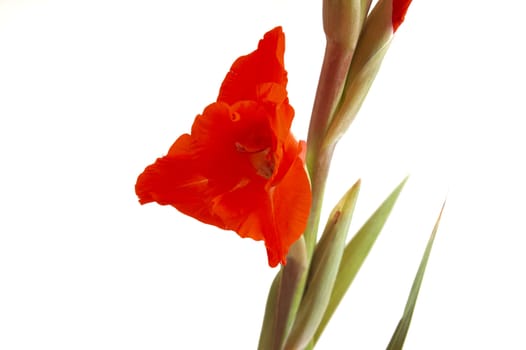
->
392, 0, 412, 32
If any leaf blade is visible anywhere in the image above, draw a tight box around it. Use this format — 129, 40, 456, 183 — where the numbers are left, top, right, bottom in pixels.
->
386, 200, 446, 350
284, 180, 361, 350
313, 176, 408, 344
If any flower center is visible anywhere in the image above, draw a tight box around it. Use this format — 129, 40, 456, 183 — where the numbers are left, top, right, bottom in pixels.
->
235, 143, 275, 179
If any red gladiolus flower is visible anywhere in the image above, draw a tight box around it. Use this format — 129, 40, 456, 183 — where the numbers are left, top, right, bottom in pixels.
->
135, 27, 312, 267
392, 0, 413, 32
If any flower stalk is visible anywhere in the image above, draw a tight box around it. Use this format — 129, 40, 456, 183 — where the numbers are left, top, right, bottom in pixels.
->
305, 0, 375, 254
274, 1, 416, 348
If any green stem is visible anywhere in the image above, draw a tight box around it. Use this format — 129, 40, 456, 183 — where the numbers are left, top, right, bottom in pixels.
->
259, 38, 354, 350
276, 40, 350, 349
304, 143, 336, 259
257, 238, 308, 350
273, 237, 308, 349
305, 41, 352, 258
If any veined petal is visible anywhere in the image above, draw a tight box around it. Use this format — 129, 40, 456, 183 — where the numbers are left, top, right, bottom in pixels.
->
267, 153, 312, 266
212, 181, 268, 242
135, 156, 226, 229
271, 134, 303, 186
218, 26, 287, 105
183, 102, 275, 186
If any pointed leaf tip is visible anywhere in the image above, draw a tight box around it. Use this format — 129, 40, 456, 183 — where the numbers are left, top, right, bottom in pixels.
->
284, 180, 361, 350
387, 200, 446, 350
313, 176, 408, 344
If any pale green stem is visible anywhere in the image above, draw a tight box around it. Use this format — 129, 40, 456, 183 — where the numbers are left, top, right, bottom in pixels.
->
273, 237, 308, 349
304, 143, 336, 259
274, 40, 350, 349
257, 270, 281, 350
257, 238, 308, 350
305, 41, 353, 258
259, 37, 354, 350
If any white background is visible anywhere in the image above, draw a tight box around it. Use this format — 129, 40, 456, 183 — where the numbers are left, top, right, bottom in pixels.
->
1, 0, 525, 349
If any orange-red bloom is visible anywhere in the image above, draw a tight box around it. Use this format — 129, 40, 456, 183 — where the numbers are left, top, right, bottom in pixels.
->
135, 27, 312, 267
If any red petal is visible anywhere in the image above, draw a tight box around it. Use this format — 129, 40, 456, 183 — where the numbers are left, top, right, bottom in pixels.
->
392, 0, 412, 32
266, 145, 311, 266
135, 156, 226, 229
271, 130, 301, 186
218, 26, 287, 104
212, 182, 267, 242
212, 151, 311, 267
259, 82, 295, 143
171, 103, 265, 182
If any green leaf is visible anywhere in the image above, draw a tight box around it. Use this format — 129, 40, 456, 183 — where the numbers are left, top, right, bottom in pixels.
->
386, 200, 446, 350
313, 176, 408, 345
284, 180, 361, 350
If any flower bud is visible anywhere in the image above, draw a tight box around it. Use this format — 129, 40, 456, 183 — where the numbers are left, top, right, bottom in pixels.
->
324, 0, 413, 146
323, 0, 372, 50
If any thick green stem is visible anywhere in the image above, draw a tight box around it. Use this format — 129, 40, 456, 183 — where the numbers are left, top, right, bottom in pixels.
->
304, 144, 336, 259
274, 40, 348, 349
257, 238, 308, 350
273, 238, 308, 349
259, 35, 354, 350
305, 41, 352, 257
